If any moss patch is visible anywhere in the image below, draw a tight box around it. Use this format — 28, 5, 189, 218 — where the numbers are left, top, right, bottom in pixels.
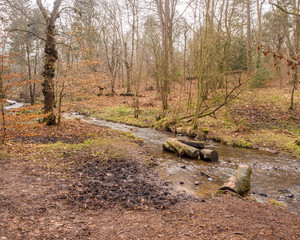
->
94, 106, 159, 128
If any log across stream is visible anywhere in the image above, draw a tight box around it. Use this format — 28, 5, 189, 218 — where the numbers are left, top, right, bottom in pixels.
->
163, 138, 218, 161
63, 113, 299, 214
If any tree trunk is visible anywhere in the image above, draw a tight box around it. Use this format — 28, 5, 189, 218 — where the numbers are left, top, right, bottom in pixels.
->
42, 22, 57, 124
246, 0, 252, 75
37, 0, 63, 125
25, 37, 35, 105
219, 165, 252, 196
193, 0, 210, 129
256, 0, 264, 70
290, 0, 300, 110
123, 42, 132, 93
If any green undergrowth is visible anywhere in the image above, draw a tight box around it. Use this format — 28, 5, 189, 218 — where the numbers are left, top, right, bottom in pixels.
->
179, 116, 300, 157
93, 106, 159, 128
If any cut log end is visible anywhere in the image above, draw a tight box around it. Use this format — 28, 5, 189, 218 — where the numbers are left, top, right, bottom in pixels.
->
199, 149, 218, 162
162, 142, 176, 153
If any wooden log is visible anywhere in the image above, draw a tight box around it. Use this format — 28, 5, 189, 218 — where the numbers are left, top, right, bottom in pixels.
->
166, 138, 199, 158
199, 149, 218, 162
120, 93, 134, 96
219, 165, 252, 196
178, 140, 204, 149
162, 142, 176, 153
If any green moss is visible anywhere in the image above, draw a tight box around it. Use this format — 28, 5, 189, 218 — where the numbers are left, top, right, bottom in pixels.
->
86, 132, 98, 138
231, 140, 253, 148
94, 106, 159, 128
269, 199, 286, 207
121, 132, 144, 144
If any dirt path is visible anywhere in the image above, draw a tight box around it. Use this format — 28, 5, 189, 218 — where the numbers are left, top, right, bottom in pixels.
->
0, 120, 299, 239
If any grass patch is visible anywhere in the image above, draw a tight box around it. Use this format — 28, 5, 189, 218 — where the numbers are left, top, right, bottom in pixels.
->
269, 199, 286, 208
95, 105, 159, 128
31, 131, 144, 173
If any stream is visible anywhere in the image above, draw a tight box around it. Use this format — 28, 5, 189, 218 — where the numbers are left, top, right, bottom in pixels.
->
4, 100, 24, 110
64, 112, 300, 215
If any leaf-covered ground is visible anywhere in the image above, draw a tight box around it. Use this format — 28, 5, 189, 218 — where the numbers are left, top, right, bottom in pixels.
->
0, 120, 299, 239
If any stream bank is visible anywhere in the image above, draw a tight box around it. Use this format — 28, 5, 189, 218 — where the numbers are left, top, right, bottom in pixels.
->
64, 113, 300, 215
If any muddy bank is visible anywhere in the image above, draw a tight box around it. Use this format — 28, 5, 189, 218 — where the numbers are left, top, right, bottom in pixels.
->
66, 158, 180, 210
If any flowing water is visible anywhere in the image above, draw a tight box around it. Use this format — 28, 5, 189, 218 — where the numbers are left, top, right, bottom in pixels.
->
64, 113, 300, 214
4, 100, 24, 110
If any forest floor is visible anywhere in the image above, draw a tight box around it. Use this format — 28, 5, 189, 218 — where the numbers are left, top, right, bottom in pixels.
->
1, 120, 299, 239
64, 86, 300, 158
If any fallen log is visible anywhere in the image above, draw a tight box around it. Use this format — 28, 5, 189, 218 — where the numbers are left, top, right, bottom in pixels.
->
178, 140, 204, 149
120, 93, 134, 96
199, 149, 218, 162
165, 138, 199, 158
162, 142, 176, 153
219, 165, 252, 196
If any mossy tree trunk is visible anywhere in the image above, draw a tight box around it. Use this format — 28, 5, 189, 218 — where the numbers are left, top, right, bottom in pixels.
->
37, 0, 62, 125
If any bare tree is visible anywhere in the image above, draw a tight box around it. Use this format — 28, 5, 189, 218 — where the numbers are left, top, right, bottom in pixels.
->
246, 0, 253, 75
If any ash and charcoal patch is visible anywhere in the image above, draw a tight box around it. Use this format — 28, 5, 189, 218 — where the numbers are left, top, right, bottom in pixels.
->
13, 136, 85, 144
66, 159, 179, 210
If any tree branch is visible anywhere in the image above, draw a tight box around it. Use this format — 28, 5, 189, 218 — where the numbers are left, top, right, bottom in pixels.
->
8, 28, 46, 42
50, 0, 63, 21
269, 1, 300, 16
36, 0, 49, 20
179, 75, 246, 121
